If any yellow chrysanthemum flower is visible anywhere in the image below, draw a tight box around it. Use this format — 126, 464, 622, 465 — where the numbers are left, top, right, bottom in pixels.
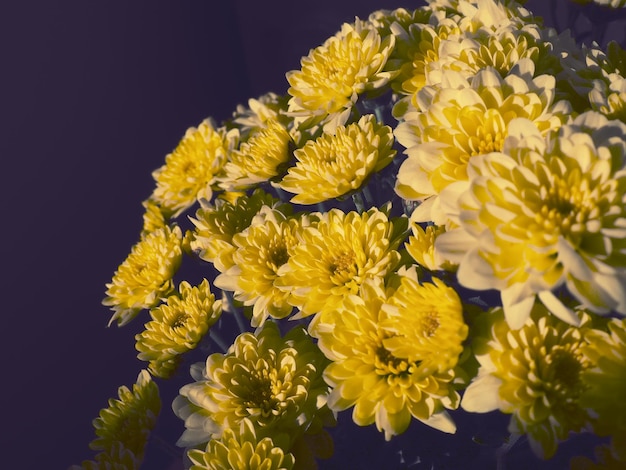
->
580, 318, 626, 462
220, 118, 293, 191
151, 119, 238, 216
103, 226, 183, 327
140, 198, 167, 236
461, 304, 593, 459
286, 19, 395, 131
214, 208, 305, 327
380, 275, 468, 377
590, 74, 626, 122
277, 207, 407, 318
395, 61, 571, 224
135, 279, 222, 378
277, 114, 395, 205
88, 370, 160, 467
230, 92, 290, 138
187, 418, 295, 470
405, 222, 456, 271
436, 112, 626, 328
172, 321, 330, 449
314, 279, 461, 440
189, 189, 287, 273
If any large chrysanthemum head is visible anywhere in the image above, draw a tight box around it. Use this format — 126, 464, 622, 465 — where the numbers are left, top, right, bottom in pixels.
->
436, 112, 626, 328
580, 317, 626, 461
88, 370, 160, 467
277, 114, 395, 204
395, 60, 571, 224
189, 189, 287, 273
135, 279, 222, 378
220, 119, 293, 191
172, 321, 330, 449
103, 226, 183, 327
151, 119, 238, 217
214, 208, 306, 327
286, 19, 395, 131
313, 279, 461, 440
461, 304, 593, 459
278, 207, 407, 318
187, 418, 295, 470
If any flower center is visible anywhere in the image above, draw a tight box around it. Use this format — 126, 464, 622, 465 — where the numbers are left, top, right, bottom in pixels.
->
543, 347, 587, 400
470, 126, 504, 156
170, 313, 190, 329
267, 240, 290, 272
374, 344, 411, 377
420, 312, 440, 337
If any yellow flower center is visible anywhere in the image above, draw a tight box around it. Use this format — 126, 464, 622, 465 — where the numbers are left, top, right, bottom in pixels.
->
470, 127, 504, 156
374, 344, 411, 377
266, 239, 290, 272
170, 313, 190, 329
420, 312, 440, 338
328, 250, 358, 287
541, 348, 587, 400
243, 368, 282, 418
534, 172, 592, 237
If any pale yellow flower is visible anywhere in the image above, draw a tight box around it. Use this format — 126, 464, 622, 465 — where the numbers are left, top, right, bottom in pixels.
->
230, 92, 290, 138
214, 208, 305, 327
580, 318, 626, 462
151, 119, 238, 216
461, 304, 593, 459
187, 418, 295, 470
314, 279, 461, 440
140, 198, 167, 236
395, 60, 571, 224
286, 19, 396, 131
135, 279, 222, 378
278, 114, 395, 204
189, 189, 287, 273
88, 370, 160, 466
220, 118, 293, 190
436, 112, 626, 328
405, 222, 456, 271
103, 226, 183, 327
172, 322, 330, 449
277, 207, 406, 318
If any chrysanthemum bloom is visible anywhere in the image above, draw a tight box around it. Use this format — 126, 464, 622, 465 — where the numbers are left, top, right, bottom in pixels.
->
187, 418, 295, 470
314, 279, 463, 440
405, 222, 456, 271
436, 112, 626, 328
395, 61, 571, 224
172, 321, 330, 449
230, 92, 290, 138
88, 370, 161, 467
151, 119, 238, 216
140, 198, 167, 236
278, 115, 395, 204
220, 118, 293, 191
214, 209, 306, 327
286, 19, 396, 131
103, 225, 183, 327
461, 304, 593, 459
277, 206, 407, 318
135, 279, 222, 378
189, 189, 287, 273
580, 318, 626, 462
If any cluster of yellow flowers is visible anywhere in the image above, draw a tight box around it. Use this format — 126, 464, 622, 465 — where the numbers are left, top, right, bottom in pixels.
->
76, 0, 626, 468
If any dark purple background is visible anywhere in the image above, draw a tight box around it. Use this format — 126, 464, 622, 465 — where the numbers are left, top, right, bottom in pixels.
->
2, 1, 622, 469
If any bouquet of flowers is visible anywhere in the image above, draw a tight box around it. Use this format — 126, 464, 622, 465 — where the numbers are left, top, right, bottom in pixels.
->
73, 0, 626, 468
